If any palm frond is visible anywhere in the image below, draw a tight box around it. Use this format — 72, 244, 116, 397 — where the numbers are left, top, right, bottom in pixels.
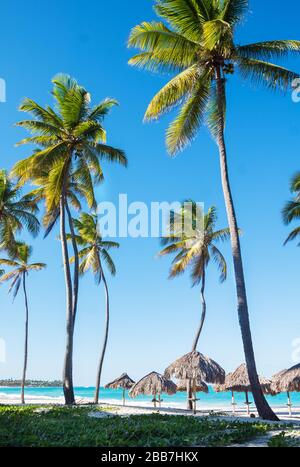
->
93, 144, 128, 167
210, 244, 227, 282
27, 263, 47, 271
0, 270, 18, 282
284, 227, 300, 246
154, 0, 205, 41
282, 201, 300, 225
100, 249, 116, 276
212, 227, 231, 242
0, 258, 20, 267
221, 0, 249, 26
237, 40, 300, 61
166, 75, 211, 155
89, 98, 119, 121
144, 64, 201, 121
18, 98, 63, 129
237, 57, 299, 91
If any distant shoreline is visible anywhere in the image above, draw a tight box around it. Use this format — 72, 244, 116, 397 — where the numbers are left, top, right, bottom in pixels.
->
0, 380, 63, 388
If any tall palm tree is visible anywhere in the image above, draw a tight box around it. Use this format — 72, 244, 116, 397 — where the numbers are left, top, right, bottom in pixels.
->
0, 243, 46, 404
160, 204, 229, 351
159, 203, 229, 409
11, 75, 127, 405
283, 172, 300, 245
127, 0, 300, 420
0, 170, 39, 254
69, 212, 119, 404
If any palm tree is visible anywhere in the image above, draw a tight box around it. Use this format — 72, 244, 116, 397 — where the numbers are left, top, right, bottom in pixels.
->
0, 243, 46, 404
283, 172, 300, 245
159, 203, 229, 409
11, 75, 127, 405
128, 0, 300, 421
0, 170, 39, 254
69, 212, 119, 404
160, 204, 229, 351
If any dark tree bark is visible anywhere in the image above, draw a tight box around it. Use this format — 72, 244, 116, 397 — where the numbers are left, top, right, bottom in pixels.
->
94, 262, 110, 404
215, 65, 278, 421
66, 201, 79, 325
21, 273, 29, 405
60, 193, 75, 405
192, 266, 206, 352
187, 262, 207, 410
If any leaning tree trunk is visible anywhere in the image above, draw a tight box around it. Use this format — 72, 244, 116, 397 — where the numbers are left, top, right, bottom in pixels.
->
215, 65, 278, 421
192, 266, 206, 352
187, 263, 207, 409
60, 193, 75, 405
94, 265, 110, 404
66, 201, 79, 325
21, 272, 29, 405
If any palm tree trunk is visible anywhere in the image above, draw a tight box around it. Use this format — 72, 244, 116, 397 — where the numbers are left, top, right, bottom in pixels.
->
192, 266, 206, 352
94, 265, 110, 404
215, 65, 278, 421
66, 201, 79, 324
60, 194, 75, 405
21, 273, 29, 405
188, 265, 206, 410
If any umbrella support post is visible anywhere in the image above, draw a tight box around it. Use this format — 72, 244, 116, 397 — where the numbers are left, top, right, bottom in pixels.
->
152, 393, 158, 409
186, 380, 193, 410
193, 394, 199, 415
287, 392, 292, 417
123, 388, 125, 407
231, 391, 236, 415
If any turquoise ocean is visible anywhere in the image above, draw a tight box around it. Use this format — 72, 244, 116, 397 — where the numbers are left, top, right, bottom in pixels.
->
1, 386, 299, 409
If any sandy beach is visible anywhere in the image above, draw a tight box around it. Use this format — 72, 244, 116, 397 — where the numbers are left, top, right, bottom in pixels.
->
1, 393, 300, 425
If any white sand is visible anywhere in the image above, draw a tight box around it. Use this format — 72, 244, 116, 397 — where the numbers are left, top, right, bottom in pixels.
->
1, 393, 300, 424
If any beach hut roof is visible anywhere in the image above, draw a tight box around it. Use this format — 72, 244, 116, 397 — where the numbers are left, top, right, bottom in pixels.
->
176, 379, 209, 394
164, 351, 225, 385
218, 364, 275, 394
271, 364, 300, 393
129, 372, 177, 398
105, 373, 135, 390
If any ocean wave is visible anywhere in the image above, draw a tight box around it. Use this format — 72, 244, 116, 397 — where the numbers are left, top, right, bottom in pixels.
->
0, 392, 64, 401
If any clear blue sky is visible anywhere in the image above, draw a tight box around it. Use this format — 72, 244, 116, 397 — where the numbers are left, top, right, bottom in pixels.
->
1, 0, 300, 385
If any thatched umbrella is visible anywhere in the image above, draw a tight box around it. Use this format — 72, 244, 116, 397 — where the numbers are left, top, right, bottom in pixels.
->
165, 351, 225, 412
105, 373, 135, 406
129, 372, 177, 408
177, 379, 209, 414
271, 364, 300, 416
215, 364, 275, 415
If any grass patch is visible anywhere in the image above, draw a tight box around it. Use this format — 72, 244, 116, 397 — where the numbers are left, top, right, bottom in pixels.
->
0, 405, 271, 447
268, 431, 300, 448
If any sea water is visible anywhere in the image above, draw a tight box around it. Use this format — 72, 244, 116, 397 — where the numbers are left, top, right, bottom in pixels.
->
0, 386, 299, 409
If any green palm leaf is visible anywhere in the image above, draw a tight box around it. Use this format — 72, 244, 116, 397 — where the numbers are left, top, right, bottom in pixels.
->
166, 76, 211, 155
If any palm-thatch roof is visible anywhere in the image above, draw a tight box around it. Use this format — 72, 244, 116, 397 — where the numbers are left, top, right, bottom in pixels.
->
164, 351, 225, 385
216, 364, 275, 394
105, 373, 135, 390
271, 364, 300, 393
129, 372, 177, 398
176, 379, 209, 394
